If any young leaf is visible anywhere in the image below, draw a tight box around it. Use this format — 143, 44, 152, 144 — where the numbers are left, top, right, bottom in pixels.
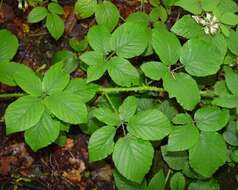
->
24, 112, 60, 151
48, 2, 64, 15
167, 124, 199, 151
163, 72, 200, 111
95, 1, 120, 31
227, 30, 238, 55
189, 132, 228, 177
74, 0, 97, 19
170, 172, 185, 190
64, 79, 99, 103
108, 56, 140, 87
87, 25, 111, 54
112, 135, 154, 183
42, 62, 70, 95
152, 26, 181, 65
180, 35, 227, 76
147, 170, 166, 190
171, 15, 204, 39
14, 65, 42, 96
5, 96, 45, 134
119, 96, 138, 122
111, 22, 148, 58
80, 51, 107, 82
44, 92, 87, 124
194, 106, 230, 131
224, 66, 238, 95
0, 29, 19, 62
113, 170, 147, 190
46, 13, 64, 40
127, 109, 172, 141
27, 7, 48, 23
93, 107, 120, 126
0, 62, 24, 86
141, 61, 168, 81
89, 126, 116, 161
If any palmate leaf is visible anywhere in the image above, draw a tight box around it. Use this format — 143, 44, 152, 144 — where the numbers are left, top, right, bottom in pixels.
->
0, 29, 19, 62
112, 135, 154, 183
127, 109, 172, 141
24, 112, 60, 151
5, 96, 45, 134
111, 22, 148, 58
189, 132, 228, 177
44, 92, 87, 124
88, 126, 116, 161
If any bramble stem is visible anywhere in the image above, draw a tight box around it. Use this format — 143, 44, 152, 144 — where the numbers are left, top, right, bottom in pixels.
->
0, 86, 216, 99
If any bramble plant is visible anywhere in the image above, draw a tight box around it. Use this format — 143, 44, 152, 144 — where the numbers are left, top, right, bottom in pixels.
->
1, 0, 238, 189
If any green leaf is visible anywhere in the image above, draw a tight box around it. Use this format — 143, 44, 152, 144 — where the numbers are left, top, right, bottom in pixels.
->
220, 12, 238, 25
46, 13, 64, 40
170, 172, 185, 190
111, 22, 148, 58
223, 118, 238, 146
147, 170, 166, 190
64, 79, 99, 102
42, 62, 70, 95
89, 126, 116, 161
172, 113, 193, 125
189, 132, 228, 177
217, 0, 238, 14
188, 179, 220, 190
0, 62, 24, 86
113, 170, 147, 190
44, 92, 87, 124
171, 15, 204, 39
87, 25, 111, 54
214, 81, 229, 96
152, 26, 181, 65
227, 30, 238, 55
0, 29, 19, 62
126, 12, 150, 26
224, 66, 238, 95
150, 6, 168, 23
93, 107, 120, 126
5, 96, 44, 134
95, 1, 120, 31
74, 0, 97, 19
119, 96, 138, 122
167, 124, 199, 151
128, 109, 172, 141
212, 94, 238, 109
163, 72, 200, 111
48, 2, 64, 15
80, 51, 107, 82
180, 35, 227, 76
69, 38, 88, 52
194, 106, 230, 131
27, 7, 48, 23
108, 56, 140, 87
161, 146, 188, 170
201, 0, 220, 11
14, 65, 42, 96
52, 50, 78, 74
24, 112, 60, 151
158, 100, 178, 120
175, 0, 202, 14
112, 135, 154, 183
141, 61, 168, 80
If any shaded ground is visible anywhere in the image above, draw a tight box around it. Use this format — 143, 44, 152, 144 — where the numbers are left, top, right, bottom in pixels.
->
0, 0, 238, 189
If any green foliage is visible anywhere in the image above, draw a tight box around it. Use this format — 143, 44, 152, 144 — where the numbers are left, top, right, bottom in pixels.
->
27, 2, 64, 40
2, 1, 238, 189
